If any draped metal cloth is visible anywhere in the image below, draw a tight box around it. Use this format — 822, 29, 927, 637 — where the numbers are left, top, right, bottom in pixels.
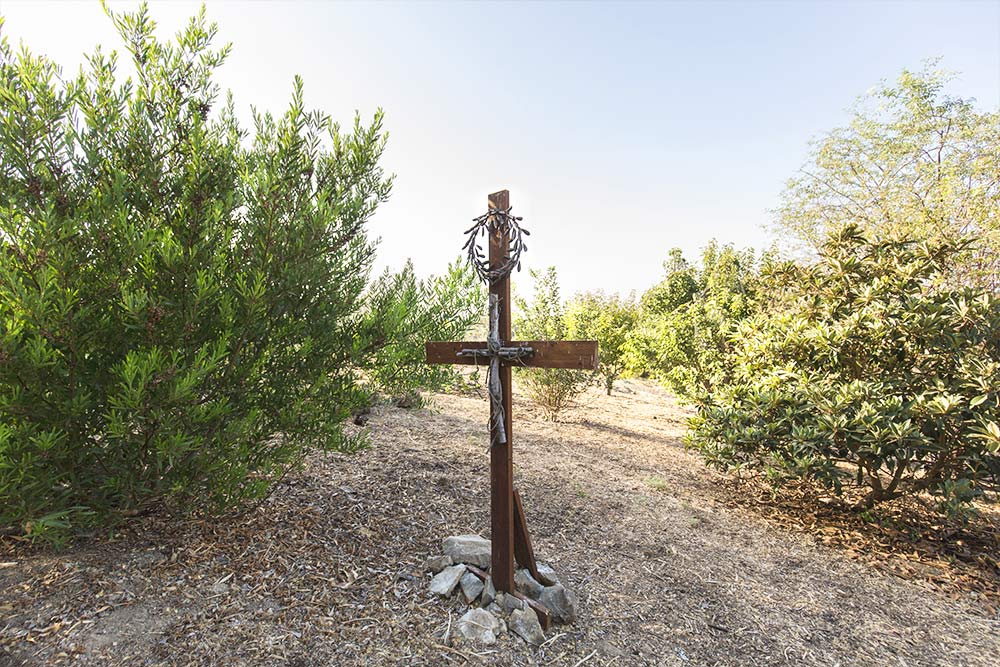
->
457, 207, 533, 446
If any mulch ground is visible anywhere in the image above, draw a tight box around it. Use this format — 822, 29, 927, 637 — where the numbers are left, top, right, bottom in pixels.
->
2, 378, 999, 666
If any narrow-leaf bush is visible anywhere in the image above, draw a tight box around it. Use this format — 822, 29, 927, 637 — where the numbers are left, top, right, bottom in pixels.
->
0, 6, 392, 538
356, 258, 483, 404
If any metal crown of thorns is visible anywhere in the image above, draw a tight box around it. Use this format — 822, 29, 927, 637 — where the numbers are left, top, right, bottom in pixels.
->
462, 206, 530, 285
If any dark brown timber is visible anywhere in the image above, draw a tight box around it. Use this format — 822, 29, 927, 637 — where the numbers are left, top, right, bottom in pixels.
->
511, 591, 552, 631
512, 488, 540, 580
488, 189, 516, 594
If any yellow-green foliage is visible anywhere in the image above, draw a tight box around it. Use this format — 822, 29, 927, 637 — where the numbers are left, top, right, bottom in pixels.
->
514, 268, 593, 420
775, 62, 1000, 290
565, 291, 637, 395
687, 225, 1000, 513
627, 242, 760, 400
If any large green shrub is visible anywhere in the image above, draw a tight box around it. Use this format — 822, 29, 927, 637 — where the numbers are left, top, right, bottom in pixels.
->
687, 225, 1000, 511
0, 6, 392, 539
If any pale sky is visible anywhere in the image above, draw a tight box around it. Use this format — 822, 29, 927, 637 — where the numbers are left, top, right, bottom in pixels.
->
2, 0, 999, 296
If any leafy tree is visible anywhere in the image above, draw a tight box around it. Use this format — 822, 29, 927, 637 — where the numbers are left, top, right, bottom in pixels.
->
775, 62, 1000, 290
0, 5, 392, 539
638, 248, 699, 317
565, 291, 637, 395
687, 225, 1000, 512
627, 242, 759, 399
356, 258, 482, 404
514, 267, 593, 420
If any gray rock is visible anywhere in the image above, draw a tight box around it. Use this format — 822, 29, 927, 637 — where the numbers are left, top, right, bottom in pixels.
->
455, 608, 501, 645
422, 554, 454, 573
536, 562, 559, 586
501, 592, 526, 614
514, 569, 544, 600
480, 576, 497, 606
429, 564, 466, 597
598, 640, 628, 658
509, 608, 545, 645
133, 549, 168, 568
486, 601, 502, 616
442, 535, 491, 569
459, 572, 484, 603
539, 584, 578, 624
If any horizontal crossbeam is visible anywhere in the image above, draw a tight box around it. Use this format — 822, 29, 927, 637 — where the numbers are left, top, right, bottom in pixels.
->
426, 340, 598, 370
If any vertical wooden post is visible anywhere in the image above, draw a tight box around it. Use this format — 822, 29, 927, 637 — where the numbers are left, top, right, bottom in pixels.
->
488, 189, 515, 593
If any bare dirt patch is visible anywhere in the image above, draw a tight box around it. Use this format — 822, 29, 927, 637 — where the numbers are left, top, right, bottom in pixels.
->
2, 379, 998, 666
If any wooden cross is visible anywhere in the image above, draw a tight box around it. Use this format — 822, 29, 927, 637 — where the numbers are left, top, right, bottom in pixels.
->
425, 189, 598, 598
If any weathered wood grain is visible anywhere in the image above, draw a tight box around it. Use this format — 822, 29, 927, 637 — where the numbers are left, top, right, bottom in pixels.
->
488, 189, 516, 595
513, 487, 540, 581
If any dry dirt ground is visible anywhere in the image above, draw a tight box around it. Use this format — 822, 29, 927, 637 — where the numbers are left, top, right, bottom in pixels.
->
2, 379, 999, 666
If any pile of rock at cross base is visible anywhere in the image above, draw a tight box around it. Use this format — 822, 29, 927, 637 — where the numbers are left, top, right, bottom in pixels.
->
425, 534, 578, 647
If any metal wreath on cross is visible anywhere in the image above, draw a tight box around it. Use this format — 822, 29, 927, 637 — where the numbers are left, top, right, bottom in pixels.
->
462, 206, 529, 284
